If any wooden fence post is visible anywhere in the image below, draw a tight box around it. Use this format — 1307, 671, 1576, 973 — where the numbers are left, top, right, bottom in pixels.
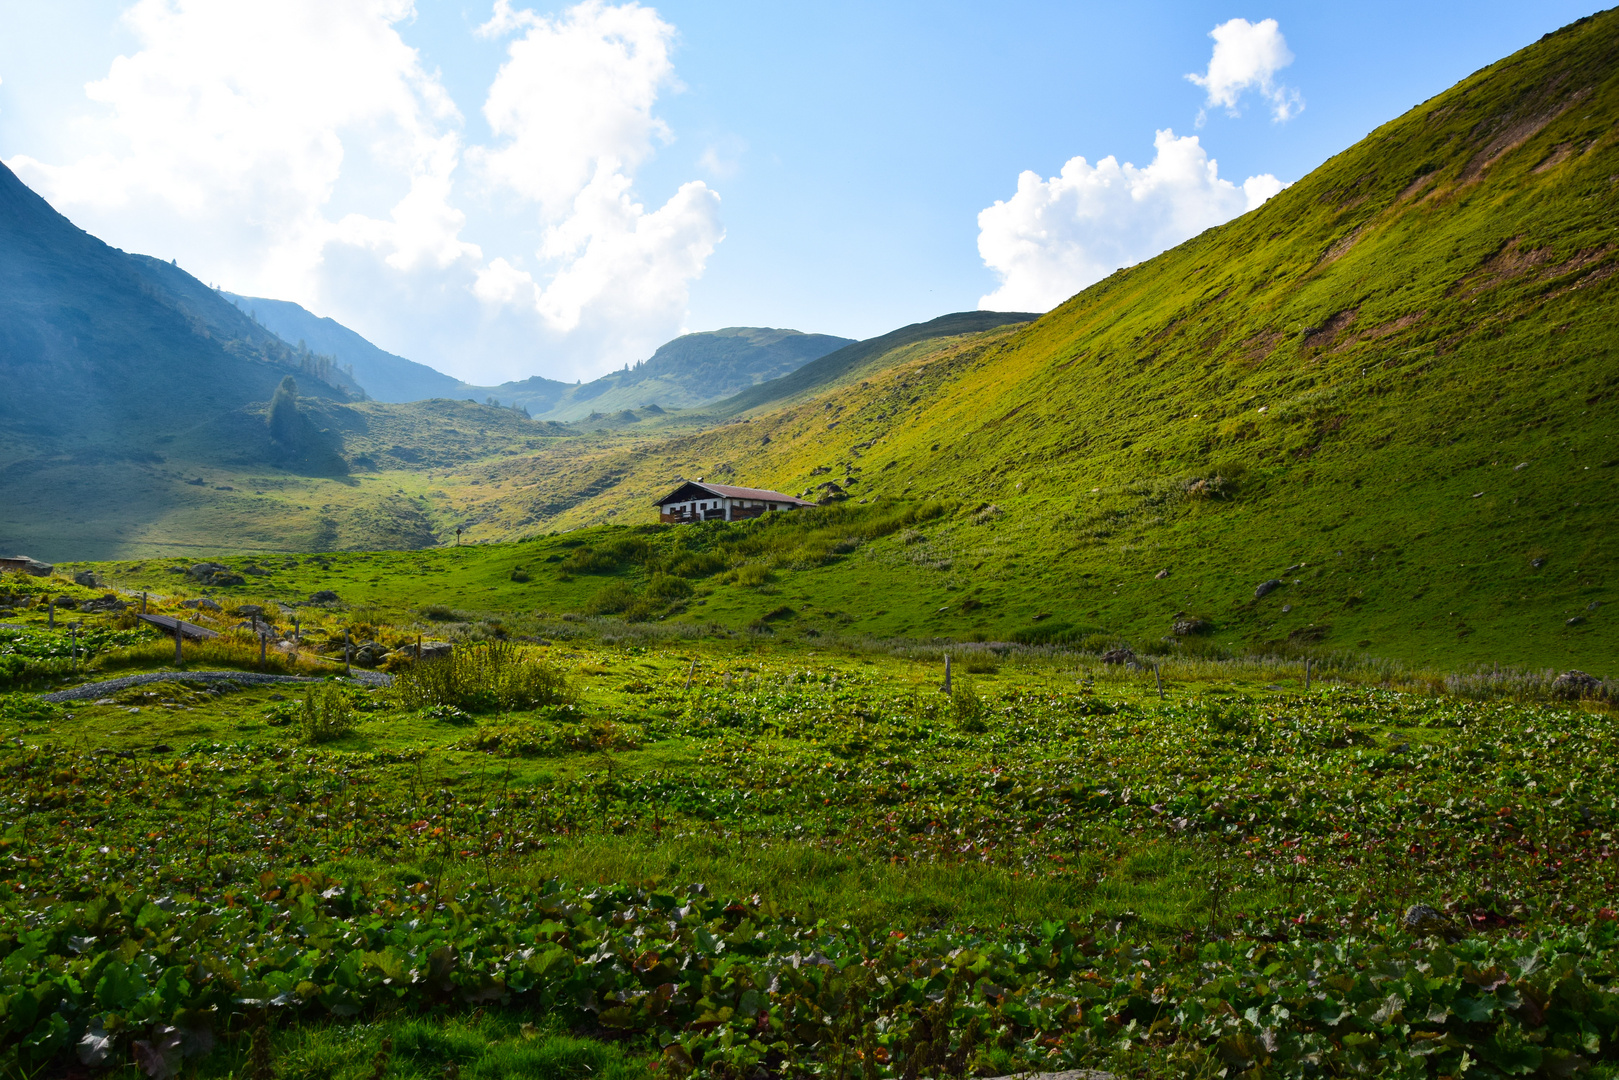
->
70, 625, 77, 674
175, 623, 183, 667
1154, 661, 1164, 700
141, 592, 148, 614
47, 601, 54, 628
1305, 657, 1312, 692
259, 632, 267, 671
345, 629, 352, 676
941, 654, 952, 695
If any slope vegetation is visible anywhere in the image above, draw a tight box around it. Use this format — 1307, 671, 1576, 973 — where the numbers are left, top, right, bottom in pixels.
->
452, 11, 1619, 669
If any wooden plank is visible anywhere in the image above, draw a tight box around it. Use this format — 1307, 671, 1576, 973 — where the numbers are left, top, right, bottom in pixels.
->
137, 613, 220, 641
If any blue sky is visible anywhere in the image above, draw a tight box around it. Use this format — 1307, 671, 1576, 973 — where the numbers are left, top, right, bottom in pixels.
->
0, 1, 1601, 383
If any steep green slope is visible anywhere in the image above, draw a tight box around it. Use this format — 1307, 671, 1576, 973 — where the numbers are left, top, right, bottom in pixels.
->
701, 310, 1037, 419
452, 11, 1619, 670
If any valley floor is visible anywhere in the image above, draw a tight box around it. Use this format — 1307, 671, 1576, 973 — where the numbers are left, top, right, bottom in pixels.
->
1, 562, 1616, 1078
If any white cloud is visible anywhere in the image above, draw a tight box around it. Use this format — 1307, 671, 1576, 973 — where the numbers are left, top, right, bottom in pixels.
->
468, 0, 723, 358
4, 0, 722, 385
977, 129, 1284, 313
1186, 17, 1302, 123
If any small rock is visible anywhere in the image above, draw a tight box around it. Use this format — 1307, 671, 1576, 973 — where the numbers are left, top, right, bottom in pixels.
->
1514, 462, 1528, 471
268, 694, 286, 702
1551, 670, 1602, 698
1154, 569, 1170, 579
73, 570, 97, 587
1567, 616, 1587, 626
236, 604, 267, 617
309, 590, 340, 604
1282, 604, 1293, 614
1531, 557, 1546, 569
1403, 904, 1465, 940
1254, 578, 1284, 599
1172, 618, 1212, 636
1590, 601, 1602, 612
1100, 647, 1136, 666
94, 698, 115, 706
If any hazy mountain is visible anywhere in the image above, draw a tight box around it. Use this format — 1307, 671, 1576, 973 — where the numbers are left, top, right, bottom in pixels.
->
0, 159, 359, 462
225, 293, 474, 404
220, 297, 854, 421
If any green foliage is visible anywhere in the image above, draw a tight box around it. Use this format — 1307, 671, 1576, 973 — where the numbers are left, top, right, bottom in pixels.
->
267, 375, 302, 447
298, 683, 357, 743
583, 581, 646, 620
949, 674, 985, 731
0, 694, 60, 724
644, 573, 693, 604
390, 640, 573, 713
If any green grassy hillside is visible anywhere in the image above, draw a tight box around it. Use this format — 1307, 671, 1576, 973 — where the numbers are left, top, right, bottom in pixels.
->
435, 11, 1619, 671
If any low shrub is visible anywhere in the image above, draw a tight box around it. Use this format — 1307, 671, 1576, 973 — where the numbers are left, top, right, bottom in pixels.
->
298, 684, 357, 743
645, 573, 694, 604
390, 640, 574, 713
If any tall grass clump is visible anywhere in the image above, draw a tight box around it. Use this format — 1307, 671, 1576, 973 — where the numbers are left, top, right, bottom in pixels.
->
392, 640, 573, 713
299, 684, 357, 743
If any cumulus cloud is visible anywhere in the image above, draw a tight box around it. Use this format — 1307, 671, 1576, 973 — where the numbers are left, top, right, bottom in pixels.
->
5, 0, 723, 384
977, 129, 1284, 312
1186, 17, 1302, 123
468, 0, 723, 355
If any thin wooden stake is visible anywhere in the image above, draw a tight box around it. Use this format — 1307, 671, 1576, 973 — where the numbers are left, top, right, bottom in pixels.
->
344, 628, 352, 676
70, 625, 78, 674
259, 632, 267, 670
416, 633, 422, 660
140, 591, 148, 614
941, 654, 952, 695
47, 601, 54, 628
1154, 661, 1163, 700
1304, 657, 1312, 692
683, 657, 697, 691
175, 623, 183, 667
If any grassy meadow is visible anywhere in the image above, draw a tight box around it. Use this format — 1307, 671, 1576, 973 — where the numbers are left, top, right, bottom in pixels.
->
2, 540, 1618, 1077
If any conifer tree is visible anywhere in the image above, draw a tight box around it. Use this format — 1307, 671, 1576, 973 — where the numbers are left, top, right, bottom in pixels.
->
268, 375, 301, 448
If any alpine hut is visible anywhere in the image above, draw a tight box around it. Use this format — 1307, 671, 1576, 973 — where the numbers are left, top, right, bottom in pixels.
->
655, 480, 813, 523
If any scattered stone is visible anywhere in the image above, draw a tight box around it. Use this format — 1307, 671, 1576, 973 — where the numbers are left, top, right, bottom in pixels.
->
353, 641, 389, 666
1531, 557, 1546, 569
1514, 461, 1528, 471
815, 481, 847, 505
1551, 670, 1602, 698
1403, 904, 1465, 941
1154, 569, 1170, 579
1172, 618, 1212, 636
186, 562, 229, 579
73, 570, 97, 587
1281, 604, 1293, 614
309, 590, 340, 604
94, 698, 115, 706
1567, 615, 1587, 626
1254, 578, 1284, 599
80, 595, 128, 614
268, 694, 286, 702
419, 641, 453, 660
235, 604, 267, 618
1590, 601, 1603, 612
243, 565, 270, 576
1100, 647, 1136, 666
52, 596, 78, 610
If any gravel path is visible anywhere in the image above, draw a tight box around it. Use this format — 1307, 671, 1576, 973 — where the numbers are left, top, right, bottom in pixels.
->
40, 667, 391, 702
